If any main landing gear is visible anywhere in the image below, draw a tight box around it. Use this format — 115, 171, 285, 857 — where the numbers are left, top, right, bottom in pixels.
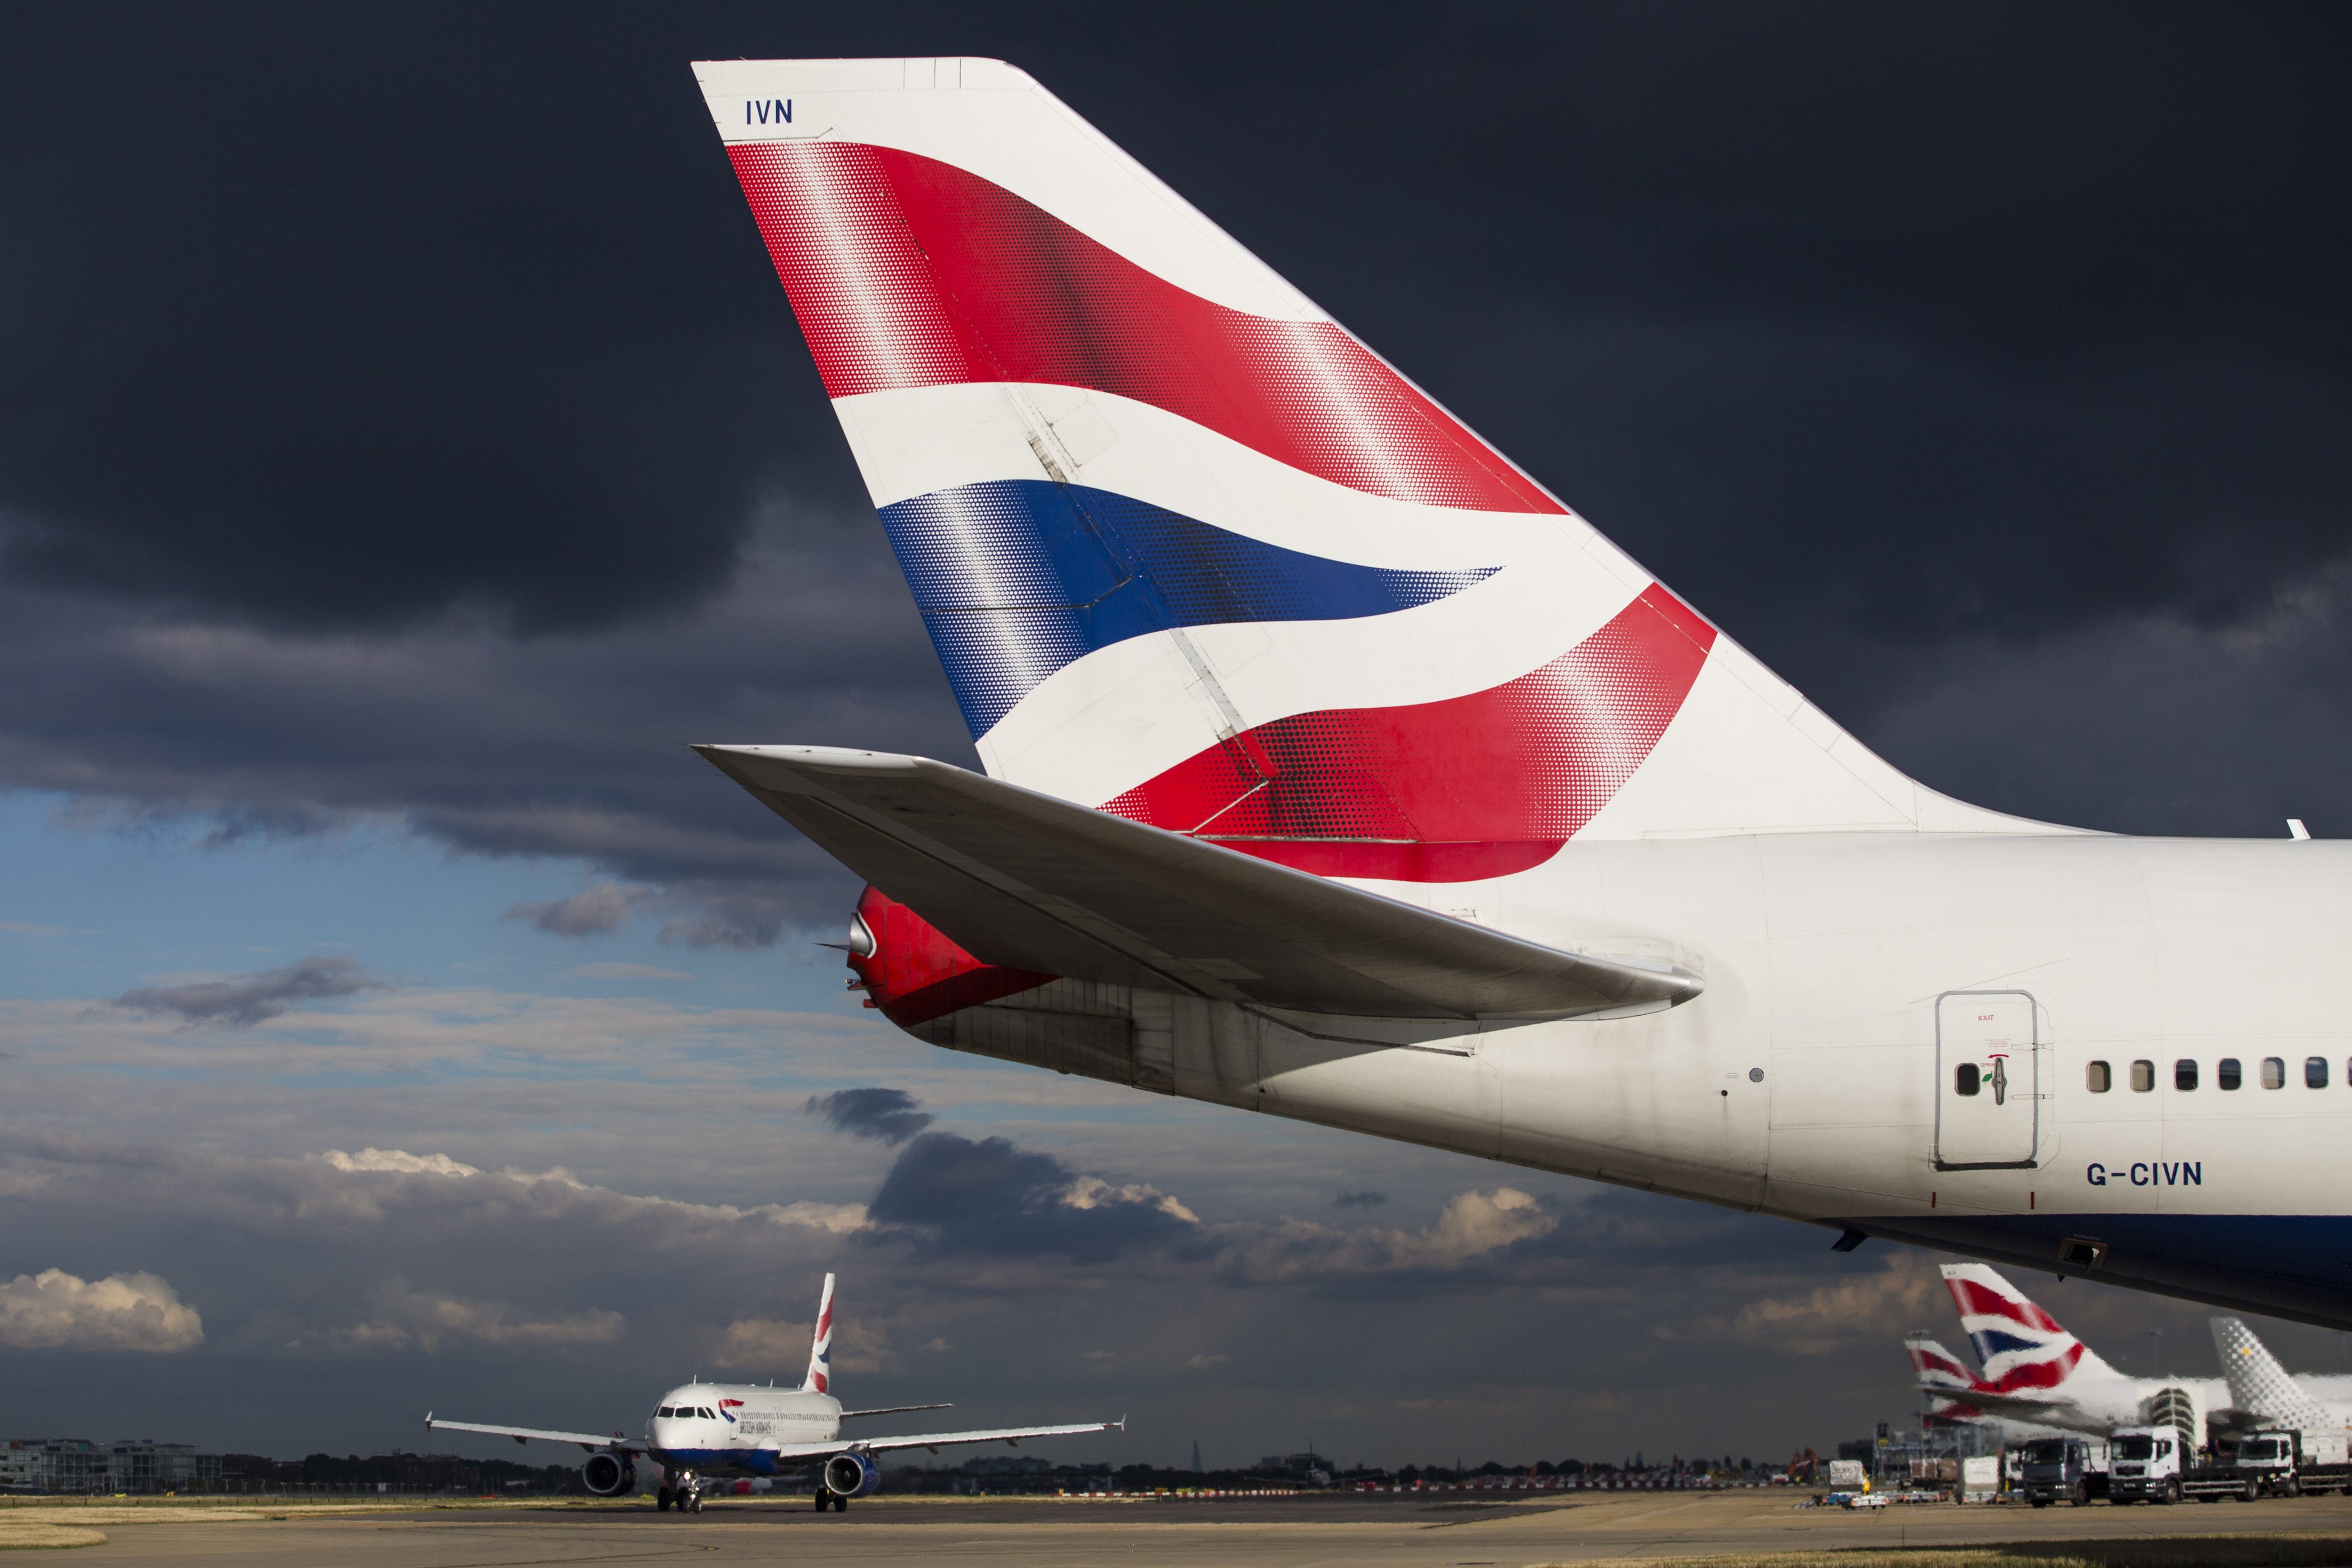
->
811, 1490, 849, 1511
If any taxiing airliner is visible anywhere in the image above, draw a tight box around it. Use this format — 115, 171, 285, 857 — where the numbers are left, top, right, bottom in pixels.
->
427, 1275, 1118, 1512
685, 57, 2352, 1331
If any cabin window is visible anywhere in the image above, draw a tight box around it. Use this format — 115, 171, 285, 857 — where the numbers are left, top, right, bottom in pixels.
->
1955, 1063, 1981, 1096
2262, 1057, 2286, 1090
2086, 1061, 2111, 1093
2175, 1059, 2199, 1091
2218, 1058, 2241, 1090
2131, 1060, 2155, 1093
2308, 1057, 2330, 1089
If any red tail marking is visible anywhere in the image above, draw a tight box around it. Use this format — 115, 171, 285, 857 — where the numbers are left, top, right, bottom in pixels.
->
847, 886, 1054, 1027
726, 141, 1563, 515
1102, 584, 1715, 881
1947, 1278, 2069, 1336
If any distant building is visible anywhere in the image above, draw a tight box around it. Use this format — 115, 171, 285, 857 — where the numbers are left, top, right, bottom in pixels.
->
1, 1439, 219, 1494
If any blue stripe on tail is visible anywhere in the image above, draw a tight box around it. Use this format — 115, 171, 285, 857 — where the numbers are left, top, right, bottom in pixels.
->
879, 479, 1497, 737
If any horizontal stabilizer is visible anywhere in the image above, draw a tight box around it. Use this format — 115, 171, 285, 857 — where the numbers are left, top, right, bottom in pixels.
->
696, 744, 1701, 1021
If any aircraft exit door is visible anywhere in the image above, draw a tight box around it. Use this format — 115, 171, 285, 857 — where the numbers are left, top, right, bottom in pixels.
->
1934, 990, 2041, 1170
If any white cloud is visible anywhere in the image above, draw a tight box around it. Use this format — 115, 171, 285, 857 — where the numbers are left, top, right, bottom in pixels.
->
1730, 1254, 1943, 1355
0, 1268, 203, 1352
1225, 1187, 1556, 1279
311, 1147, 870, 1234
1062, 1175, 1198, 1225
308, 1282, 625, 1354
709, 1314, 886, 1376
324, 1147, 482, 1178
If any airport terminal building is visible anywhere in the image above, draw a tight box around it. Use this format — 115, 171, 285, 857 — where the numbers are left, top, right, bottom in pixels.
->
0, 1439, 219, 1494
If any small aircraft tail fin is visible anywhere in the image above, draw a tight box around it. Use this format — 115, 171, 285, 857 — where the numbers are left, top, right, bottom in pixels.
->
802, 1272, 837, 1395
1905, 1332, 1989, 1422
692, 57, 2065, 885
1941, 1263, 2117, 1394
2211, 1315, 2334, 1434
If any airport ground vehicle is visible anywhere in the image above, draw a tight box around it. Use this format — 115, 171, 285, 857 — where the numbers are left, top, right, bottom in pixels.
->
2019, 1436, 2110, 1506
2104, 1426, 2184, 1503
2171, 1431, 2352, 1501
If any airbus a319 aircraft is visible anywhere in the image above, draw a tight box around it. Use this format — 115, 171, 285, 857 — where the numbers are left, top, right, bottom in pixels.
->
427, 1276, 1117, 1513
687, 57, 2352, 1329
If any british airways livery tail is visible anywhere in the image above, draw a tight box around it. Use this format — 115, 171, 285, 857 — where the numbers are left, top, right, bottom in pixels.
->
690, 57, 2352, 1332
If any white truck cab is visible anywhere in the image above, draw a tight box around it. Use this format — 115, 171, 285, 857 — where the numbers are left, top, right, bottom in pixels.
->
2106, 1426, 2184, 1504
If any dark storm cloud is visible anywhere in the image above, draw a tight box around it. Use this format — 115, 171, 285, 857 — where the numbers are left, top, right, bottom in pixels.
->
114, 955, 386, 1028
505, 883, 655, 938
867, 1131, 1208, 1263
2, 0, 2350, 937
804, 1088, 934, 1146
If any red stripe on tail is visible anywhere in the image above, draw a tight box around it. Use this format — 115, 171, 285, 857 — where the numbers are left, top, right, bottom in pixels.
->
727, 141, 1563, 515
1102, 584, 1715, 881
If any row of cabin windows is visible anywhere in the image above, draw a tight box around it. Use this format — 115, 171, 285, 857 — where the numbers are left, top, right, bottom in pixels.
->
2081, 1057, 2335, 1094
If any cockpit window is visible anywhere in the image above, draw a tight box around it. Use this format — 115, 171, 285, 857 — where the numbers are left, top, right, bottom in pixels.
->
656, 1407, 672, 1417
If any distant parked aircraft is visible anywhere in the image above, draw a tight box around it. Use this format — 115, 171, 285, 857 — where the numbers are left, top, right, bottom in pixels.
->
1910, 1264, 2352, 1452
427, 1274, 1118, 1512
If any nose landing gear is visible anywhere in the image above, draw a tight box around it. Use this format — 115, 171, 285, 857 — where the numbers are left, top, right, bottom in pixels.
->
661, 1473, 702, 1514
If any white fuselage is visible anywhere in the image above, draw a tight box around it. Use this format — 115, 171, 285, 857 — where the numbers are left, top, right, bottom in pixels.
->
1049, 832, 2352, 1327
648, 1382, 840, 1477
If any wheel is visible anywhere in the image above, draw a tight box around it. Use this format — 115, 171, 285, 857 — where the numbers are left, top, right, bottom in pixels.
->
836, 1495, 851, 1511
2286, 1477, 2302, 1498
2071, 1482, 2088, 1508
812, 1492, 828, 1511
2162, 1479, 2181, 1505
2242, 1480, 2260, 1502
689, 1492, 703, 1514
656, 1487, 671, 1511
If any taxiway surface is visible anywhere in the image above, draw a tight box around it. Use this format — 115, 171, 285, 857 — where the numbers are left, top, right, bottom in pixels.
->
12, 1487, 2352, 1566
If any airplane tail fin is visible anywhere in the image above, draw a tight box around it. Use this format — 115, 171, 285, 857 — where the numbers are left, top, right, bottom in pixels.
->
2211, 1315, 2334, 1434
1941, 1263, 2117, 1394
1906, 1332, 1988, 1422
801, 1272, 837, 1395
693, 58, 2060, 887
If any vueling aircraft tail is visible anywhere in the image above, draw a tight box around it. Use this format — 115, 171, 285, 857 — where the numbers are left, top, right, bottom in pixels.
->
694, 57, 2057, 887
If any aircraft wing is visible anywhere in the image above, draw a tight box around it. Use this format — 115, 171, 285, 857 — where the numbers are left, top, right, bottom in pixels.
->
839, 1403, 955, 1418
695, 745, 1701, 1021
425, 1413, 640, 1453
767, 1418, 1122, 1461
1910, 1388, 2090, 1428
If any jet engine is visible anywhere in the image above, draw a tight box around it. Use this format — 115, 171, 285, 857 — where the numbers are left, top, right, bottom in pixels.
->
580, 1452, 637, 1497
822, 1452, 881, 1499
